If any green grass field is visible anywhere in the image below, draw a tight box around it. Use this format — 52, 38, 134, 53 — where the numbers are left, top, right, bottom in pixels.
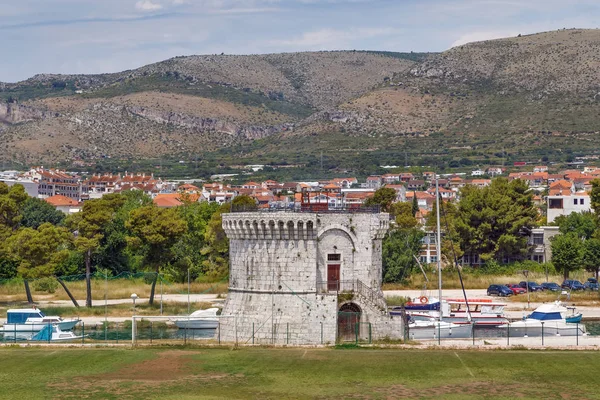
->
0, 347, 599, 399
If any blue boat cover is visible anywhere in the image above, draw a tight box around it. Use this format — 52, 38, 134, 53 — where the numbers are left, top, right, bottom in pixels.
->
405, 302, 440, 311
528, 311, 562, 321
31, 325, 52, 341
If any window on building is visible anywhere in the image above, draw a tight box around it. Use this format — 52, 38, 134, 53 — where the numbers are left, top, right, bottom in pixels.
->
549, 199, 563, 209
531, 255, 543, 263
574, 198, 578, 205
532, 234, 544, 245
581, 198, 585, 205
327, 254, 341, 262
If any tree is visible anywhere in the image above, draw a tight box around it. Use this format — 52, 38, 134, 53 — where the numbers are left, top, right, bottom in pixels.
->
590, 179, 600, 221
425, 200, 463, 264
364, 187, 397, 212
6, 223, 73, 278
554, 211, 596, 239
20, 197, 65, 229
411, 192, 419, 217
454, 178, 538, 263
94, 191, 152, 275
382, 227, 424, 283
202, 203, 230, 278
170, 201, 220, 281
551, 232, 584, 279
0, 183, 28, 238
126, 205, 187, 305
389, 202, 417, 230
230, 194, 257, 211
583, 238, 600, 281
66, 196, 124, 307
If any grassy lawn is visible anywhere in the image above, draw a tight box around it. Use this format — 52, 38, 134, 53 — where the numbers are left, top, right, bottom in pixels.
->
0, 347, 599, 399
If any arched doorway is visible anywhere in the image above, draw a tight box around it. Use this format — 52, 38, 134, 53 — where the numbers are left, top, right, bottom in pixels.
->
338, 302, 361, 342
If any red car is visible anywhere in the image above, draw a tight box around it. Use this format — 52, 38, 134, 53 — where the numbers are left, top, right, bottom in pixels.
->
506, 284, 526, 295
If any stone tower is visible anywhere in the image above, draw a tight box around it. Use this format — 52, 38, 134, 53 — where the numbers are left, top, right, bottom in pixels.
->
218, 210, 402, 345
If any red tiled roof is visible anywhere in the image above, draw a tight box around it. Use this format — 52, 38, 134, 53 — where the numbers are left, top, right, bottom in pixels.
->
45, 195, 79, 207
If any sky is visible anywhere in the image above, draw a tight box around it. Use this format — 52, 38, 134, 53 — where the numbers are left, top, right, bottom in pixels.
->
1, 0, 600, 82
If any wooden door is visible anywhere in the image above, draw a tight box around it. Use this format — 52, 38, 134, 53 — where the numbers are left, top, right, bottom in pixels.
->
327, 264, 340, 291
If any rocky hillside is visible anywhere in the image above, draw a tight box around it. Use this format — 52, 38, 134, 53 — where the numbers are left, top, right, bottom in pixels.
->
2, 29, 600, 171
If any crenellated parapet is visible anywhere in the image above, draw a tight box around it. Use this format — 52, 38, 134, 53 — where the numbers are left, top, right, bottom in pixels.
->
222, 212, 318, 241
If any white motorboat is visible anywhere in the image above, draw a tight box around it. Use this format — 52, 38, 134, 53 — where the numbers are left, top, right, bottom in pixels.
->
395, 298, 509, 327
407, 319, 473, 340
502, 301, 587, 337
30, 324, 85, 342
0, 307, 80, 339
173, 308, 219, 329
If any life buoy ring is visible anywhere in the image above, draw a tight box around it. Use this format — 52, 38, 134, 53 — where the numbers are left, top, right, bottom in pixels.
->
419, 296, 428, 304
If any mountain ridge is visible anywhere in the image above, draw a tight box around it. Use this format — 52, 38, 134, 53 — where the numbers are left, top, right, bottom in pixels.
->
1, 29, 600, 175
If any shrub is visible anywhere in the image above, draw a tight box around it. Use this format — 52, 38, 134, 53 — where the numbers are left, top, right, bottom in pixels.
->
32, 277, 59, 293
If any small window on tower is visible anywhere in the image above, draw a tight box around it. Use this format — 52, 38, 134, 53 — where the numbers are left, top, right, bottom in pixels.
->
327, 254, 341, 261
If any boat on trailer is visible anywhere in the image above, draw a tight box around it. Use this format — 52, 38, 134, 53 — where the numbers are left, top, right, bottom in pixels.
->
30, 324, 85, 342
173, 308, 219, 329
501, 301, 586, 337
407, 318, 473, 340
393, 298, 508, 327
0, 307, 80, 339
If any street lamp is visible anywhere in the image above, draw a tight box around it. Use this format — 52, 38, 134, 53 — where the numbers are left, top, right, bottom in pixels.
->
131, 293, 138, 345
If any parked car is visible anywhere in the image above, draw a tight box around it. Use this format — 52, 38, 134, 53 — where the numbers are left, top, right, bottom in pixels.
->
584, 281, 599, 291
518, 281, 543, 292
561, 280, 585, 291
541, 282, 561, 292
588, 278, 598, 285
487, 284, 513, 297
505, 284, 526, 295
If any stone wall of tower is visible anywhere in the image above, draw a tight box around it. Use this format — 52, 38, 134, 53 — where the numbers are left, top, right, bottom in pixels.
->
219, 211, 397, 345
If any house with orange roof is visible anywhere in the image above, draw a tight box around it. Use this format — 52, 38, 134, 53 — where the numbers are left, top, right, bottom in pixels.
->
399, 173, 414, 183
178, 183, 200, 193
365, 176, 382, 189
86, 173, 120, 198
383, 184, 406, 201
153, 193, 200, 208
322, 183, 342, 193
343, 191, 374, 206
426, 187, 456, 200
547, 179, 590, 223
486, 167, 504, 177
469, 179, 491, 188
242, 182, 261, 189
45, 194, 81, 214
422, 172, 436, 181
448, 176, 465, 189
522, 172, 547, 188
382, 174, 400, 184
29, 167, 87, 201
330, 178, 357, 189
405, 191, 436, 210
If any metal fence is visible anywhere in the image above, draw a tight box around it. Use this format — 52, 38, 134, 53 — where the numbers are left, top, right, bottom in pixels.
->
1, 318, 597, 347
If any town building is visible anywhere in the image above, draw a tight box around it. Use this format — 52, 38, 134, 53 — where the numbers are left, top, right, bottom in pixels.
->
546, 180, 591, 223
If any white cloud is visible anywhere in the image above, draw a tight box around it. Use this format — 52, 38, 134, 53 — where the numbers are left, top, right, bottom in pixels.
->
450, 30, 521, 47
272, 27, 400, 49
135, 0, 163, 12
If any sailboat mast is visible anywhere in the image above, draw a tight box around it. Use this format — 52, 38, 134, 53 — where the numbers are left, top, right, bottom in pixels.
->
435, 177, 442, 322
